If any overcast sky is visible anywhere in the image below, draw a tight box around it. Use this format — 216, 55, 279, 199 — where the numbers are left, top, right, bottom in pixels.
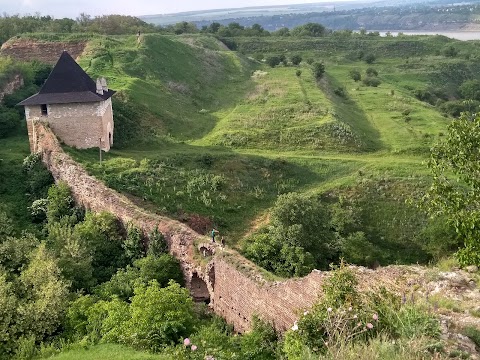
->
0, 0, 343, 18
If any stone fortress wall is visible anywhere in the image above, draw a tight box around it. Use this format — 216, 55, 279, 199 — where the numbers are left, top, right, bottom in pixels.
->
32, 121, 332, 332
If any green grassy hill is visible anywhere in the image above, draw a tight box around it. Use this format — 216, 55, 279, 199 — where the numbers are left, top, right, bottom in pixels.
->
15, 33, 478, 267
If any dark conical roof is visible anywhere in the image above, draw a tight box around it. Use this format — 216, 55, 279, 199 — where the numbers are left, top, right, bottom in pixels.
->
18, 51, 115, 106
39, 51, 97, 94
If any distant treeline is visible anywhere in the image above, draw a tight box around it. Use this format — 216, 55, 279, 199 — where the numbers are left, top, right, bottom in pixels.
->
192, 3, 480, 31
0, 13, 377, 46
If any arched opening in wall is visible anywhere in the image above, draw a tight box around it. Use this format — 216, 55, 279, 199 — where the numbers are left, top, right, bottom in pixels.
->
190, 272, 210, 304
108, 132, 112, 145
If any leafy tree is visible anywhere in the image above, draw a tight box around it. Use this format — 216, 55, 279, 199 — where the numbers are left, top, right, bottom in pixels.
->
95, 254, 184, 301
18, 243, 70, 342
240, 317, 278, 359
265, 56, 281, 68
206, 22, 221, 33
363, 77, 381, 87
423, 113, 480, 266
311, 62, 325, 79
0, 233, 39, 274
124, 280, 196, 351
0, 211, 14, 239
0, 270, 18, 358
291, 23, 327, 37
443, 45, 458, 58
349, 69, 361, 82
365, 67, 378, 77
47, 222, 95, 291
0, 107, 21, 138
46, 182, 75, 224
74, 212, 126, 284
290, 54, 302, 66
273, 27, 290, 36
245, 193, 339, 276
123, 223, 144, 262
459, 79, 480, 101
364, 53, 376, 64
147, 227, 168, 256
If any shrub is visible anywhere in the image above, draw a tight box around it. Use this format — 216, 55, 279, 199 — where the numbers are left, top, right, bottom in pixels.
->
265, 56, 281, 68
312, 62, 325, 79
284, 265, 441, 358
443, 45, 458, 58
365, 67, 378, 77
296, 70, 302, 77
46, 182, 75, 223
364, 54, 376, 64
123, 280, 196, 351
123, 223, 144, 262
334, 87, 347, 98
349, 69, 361, 82
147, 227, 168, 256
291, 54, 302, 65
459, 79, 480, 101
363, 77, 381, 87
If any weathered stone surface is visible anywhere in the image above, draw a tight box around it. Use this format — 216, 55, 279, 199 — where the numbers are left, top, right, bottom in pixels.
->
0, 39, 86, 64
25, 98, 114, 152
0, 74, 23, 102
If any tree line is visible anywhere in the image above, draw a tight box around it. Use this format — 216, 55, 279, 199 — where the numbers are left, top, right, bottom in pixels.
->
0, 13, 367, 45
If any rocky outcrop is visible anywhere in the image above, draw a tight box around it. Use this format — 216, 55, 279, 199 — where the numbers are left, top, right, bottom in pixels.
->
0, 74, 23, 102
0, 39, 87, 64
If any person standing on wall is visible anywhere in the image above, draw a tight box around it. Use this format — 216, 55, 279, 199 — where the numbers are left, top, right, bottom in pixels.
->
211, 228, 219, 243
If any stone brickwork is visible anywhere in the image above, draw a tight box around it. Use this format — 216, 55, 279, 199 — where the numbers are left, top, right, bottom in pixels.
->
212, 258, 327, 332
25, 98, 114, 151
0, 39, 87, 64
32, 121, 331, 332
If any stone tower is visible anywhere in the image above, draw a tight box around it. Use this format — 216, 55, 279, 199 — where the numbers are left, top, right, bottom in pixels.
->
18, 51, 115, 152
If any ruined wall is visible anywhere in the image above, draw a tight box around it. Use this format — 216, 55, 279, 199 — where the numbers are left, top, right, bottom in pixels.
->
33, 121, 201, 282
25, 99, 113, 151
32, 122, 332, 333
213, 258, 327, 332
0, 39, 87, 64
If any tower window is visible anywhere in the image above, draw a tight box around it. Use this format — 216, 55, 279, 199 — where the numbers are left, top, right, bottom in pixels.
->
41, 104, 48, 116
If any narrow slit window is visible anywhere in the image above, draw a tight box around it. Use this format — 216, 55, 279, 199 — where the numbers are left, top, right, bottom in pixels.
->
41, 104, 48, 116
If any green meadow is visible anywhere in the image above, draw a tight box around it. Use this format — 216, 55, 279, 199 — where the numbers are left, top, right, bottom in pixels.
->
9, 32, 479, 265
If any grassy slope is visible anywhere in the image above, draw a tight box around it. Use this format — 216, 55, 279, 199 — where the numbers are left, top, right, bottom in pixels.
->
0, 135, 34, 233
56, 33, 479, 262
41, 344, 169, 360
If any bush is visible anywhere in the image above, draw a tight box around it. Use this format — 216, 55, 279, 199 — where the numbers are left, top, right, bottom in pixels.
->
312, 62, 325, 79
364, 54, 376, 64
123, 223, 144, 262
365, 67, 378, 77
244, 193, 339, 276
349, 69, 361, 82
459, 79, 480, 101
123, 280, 196, 351
265, 56, 281, 68
290, 54, 302, 65
147, 227, 168, 256
363, 77, 381, 87
296, 70, 302, 77
284, 265, 441, 358
334, 87, 347, 98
